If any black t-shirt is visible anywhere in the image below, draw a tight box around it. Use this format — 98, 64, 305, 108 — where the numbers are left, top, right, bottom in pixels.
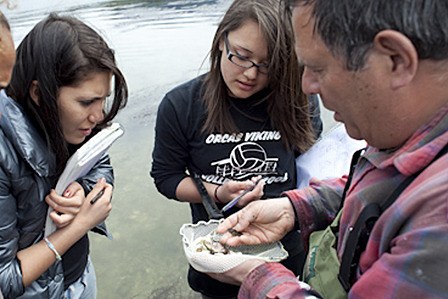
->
62, 235, 89, 289
151, 74, 322, 297
152, 74, 322, 207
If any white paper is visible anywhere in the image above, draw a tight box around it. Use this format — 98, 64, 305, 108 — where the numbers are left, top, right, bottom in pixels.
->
296, 123, 366, 189
44, 123, 124, 236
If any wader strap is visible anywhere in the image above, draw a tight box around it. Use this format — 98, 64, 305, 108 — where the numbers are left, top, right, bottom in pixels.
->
338, 203, 380, 290
338, 144, 448, 291
339, 148, 366, 211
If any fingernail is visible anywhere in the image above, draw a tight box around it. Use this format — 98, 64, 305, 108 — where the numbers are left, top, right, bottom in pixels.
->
64, 190, 71, 197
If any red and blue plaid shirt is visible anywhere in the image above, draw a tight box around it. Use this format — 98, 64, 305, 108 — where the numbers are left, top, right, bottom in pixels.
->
240, 105, 448, 299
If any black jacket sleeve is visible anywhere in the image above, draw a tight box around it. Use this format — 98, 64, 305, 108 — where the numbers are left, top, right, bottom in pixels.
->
150, 88, 193, 200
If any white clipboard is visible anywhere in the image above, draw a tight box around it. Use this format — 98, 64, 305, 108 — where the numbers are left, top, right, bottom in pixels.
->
296, 123, 366, 189
44, 123, 124, 236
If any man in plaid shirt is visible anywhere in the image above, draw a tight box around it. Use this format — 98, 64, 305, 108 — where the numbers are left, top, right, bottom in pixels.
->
204, 0, 448, 298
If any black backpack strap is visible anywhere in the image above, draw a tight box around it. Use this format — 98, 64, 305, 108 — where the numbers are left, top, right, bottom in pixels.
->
338, 143, 448, 291
338, 203, 380, 290
192, 173, 223, 220
339, 148, 366, 210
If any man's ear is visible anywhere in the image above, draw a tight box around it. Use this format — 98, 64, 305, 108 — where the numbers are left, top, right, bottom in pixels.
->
29, 80, 40, 105
373, 30, 418, 89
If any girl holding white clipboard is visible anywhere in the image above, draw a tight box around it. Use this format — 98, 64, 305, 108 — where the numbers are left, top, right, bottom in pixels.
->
0, 14, 127, 299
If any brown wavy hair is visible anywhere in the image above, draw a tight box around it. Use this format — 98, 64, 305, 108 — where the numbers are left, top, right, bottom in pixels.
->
202, 0, 315, 153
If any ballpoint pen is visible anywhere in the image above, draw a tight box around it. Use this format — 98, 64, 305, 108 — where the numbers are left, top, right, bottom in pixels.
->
90, 188, 105, 205
220, 178, 263, 213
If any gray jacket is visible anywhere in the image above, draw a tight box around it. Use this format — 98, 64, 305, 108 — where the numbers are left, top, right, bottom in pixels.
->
0, 90, 113, 298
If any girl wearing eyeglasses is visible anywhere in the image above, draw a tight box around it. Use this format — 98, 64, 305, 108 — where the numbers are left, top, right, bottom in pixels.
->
151, 1, 322, 298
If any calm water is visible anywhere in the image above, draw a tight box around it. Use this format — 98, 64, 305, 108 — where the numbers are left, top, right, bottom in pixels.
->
3, 1, 335, 298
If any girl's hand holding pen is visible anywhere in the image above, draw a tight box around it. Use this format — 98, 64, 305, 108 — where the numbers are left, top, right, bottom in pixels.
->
72, 178, 113, 230
90, 188, 105, 204
215, 176, 264, 210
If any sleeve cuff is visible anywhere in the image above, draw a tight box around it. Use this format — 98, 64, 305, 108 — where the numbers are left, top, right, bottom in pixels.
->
239, 263, 301, 299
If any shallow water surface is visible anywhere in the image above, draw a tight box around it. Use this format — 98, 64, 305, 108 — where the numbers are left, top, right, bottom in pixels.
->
3, 1, 335, 297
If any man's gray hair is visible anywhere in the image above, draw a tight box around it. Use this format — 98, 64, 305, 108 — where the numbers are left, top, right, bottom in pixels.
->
286, 0, 448, 70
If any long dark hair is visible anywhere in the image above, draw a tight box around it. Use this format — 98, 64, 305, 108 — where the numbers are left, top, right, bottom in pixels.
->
202, 0, 315, 153
7, 13, 128, 174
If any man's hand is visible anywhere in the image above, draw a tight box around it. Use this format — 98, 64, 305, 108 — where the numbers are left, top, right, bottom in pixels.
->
216, 197, 296, 247
207, 259, 266, 285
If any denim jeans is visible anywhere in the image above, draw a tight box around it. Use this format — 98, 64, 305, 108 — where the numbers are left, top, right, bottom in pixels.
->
63, 257, 97, 299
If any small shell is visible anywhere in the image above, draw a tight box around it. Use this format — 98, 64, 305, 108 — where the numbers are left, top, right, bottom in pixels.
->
194, 233, 230, 255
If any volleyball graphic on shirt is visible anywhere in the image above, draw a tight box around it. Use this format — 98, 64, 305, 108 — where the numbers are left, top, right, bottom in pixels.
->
230, 142, 266, 171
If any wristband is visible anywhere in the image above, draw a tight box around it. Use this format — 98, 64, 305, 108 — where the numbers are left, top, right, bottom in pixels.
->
44, 237, 62, 261
214, 185, 224, 204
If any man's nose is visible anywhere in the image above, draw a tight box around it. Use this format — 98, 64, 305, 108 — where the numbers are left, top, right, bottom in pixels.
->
301, 67, 320, 95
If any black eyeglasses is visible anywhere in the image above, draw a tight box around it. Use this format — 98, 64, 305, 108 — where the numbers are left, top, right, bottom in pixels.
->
224, 32, 269, 75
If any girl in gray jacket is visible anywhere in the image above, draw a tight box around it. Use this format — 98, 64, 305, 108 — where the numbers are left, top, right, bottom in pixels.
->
0, 14, 128, 298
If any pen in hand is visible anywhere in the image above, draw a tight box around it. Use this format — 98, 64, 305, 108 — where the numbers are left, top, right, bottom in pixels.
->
90, 188, 105, 205
221, 178, 263, 213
